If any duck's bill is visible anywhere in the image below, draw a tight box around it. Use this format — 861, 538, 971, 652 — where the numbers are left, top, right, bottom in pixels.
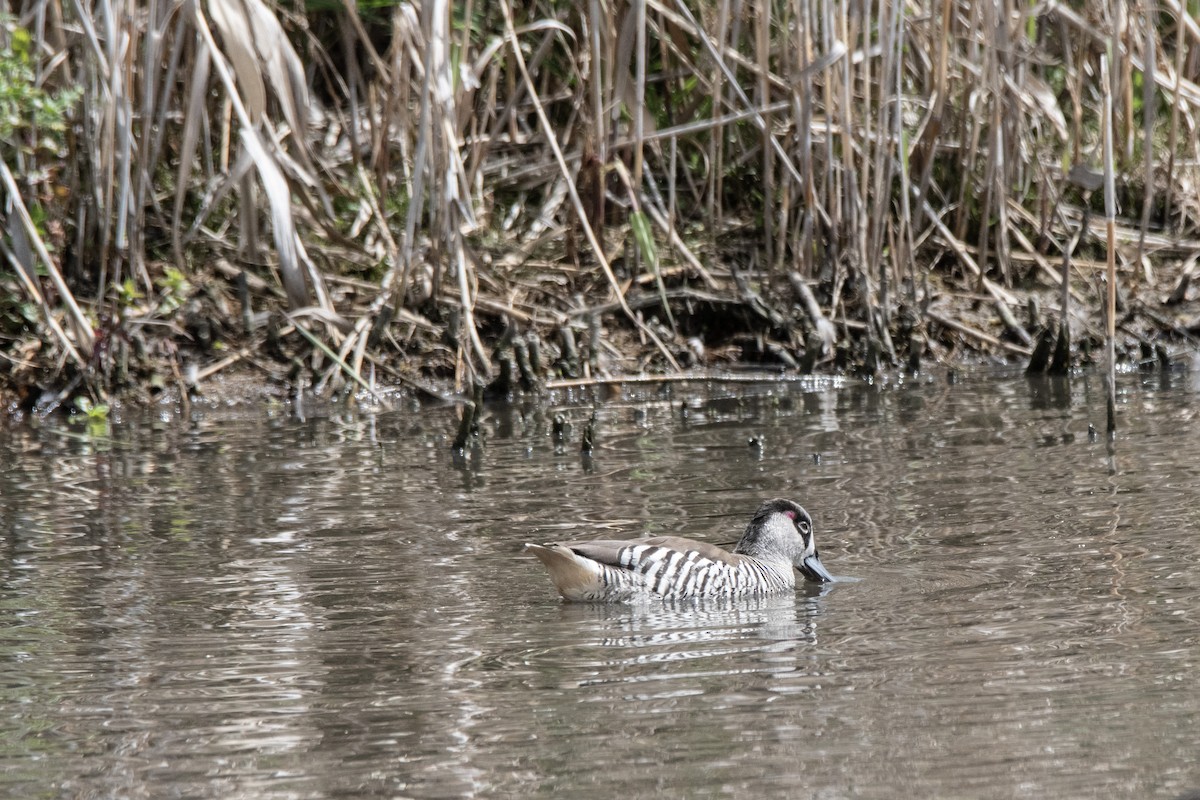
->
798, 553, 834, 583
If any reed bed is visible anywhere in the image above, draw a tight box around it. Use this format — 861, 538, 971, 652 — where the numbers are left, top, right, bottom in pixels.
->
2, 0, 1199, 413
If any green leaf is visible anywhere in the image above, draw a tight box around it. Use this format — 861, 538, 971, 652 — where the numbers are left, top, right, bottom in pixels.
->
630, 210, 674, 329
630, 210, 657, 269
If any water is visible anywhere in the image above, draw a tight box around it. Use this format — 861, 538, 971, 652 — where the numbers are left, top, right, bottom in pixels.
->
2, 369, 1199, 798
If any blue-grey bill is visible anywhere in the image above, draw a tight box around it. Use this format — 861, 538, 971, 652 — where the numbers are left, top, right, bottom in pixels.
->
799, 553, 833, 583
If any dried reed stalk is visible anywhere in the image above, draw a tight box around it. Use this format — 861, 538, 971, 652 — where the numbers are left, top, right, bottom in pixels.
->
8, 0, 1200, 401
1101, 53, 1117, 434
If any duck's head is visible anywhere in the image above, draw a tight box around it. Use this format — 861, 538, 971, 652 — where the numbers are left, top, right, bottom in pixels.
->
736, 498, 833, 583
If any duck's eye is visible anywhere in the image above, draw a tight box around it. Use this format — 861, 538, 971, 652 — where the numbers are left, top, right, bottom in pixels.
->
797, 521, 811, 535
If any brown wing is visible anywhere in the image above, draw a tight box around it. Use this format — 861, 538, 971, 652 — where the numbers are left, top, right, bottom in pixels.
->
554, 536, 741, 567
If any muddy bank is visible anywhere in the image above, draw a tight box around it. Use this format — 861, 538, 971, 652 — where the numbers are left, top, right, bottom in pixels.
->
5, 244, 1200, 423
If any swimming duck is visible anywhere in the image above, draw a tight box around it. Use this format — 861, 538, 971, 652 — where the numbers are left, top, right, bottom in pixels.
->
525, 498, 832, 602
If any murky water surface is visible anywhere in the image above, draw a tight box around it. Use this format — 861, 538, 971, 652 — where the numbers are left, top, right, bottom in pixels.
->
2, 369, 1200, 798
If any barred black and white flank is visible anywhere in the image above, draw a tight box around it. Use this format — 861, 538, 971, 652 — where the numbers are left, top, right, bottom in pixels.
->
525, 499, 833, 602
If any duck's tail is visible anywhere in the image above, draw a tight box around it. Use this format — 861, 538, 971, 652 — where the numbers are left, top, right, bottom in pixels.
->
524, 543, 606, 601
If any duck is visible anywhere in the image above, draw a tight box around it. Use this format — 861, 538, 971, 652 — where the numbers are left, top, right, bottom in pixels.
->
525, 498, 832, 602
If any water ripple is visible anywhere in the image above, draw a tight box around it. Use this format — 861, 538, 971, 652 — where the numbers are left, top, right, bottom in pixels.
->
2, 372, 1200, 798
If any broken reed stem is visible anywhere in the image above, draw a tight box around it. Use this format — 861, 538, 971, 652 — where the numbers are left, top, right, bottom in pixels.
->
1162, 0, 1185, 225
1102, 53, 1117, 435
452, 399, 477, 450
1135, 2, 1156, 268
580, 410, 597, 454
